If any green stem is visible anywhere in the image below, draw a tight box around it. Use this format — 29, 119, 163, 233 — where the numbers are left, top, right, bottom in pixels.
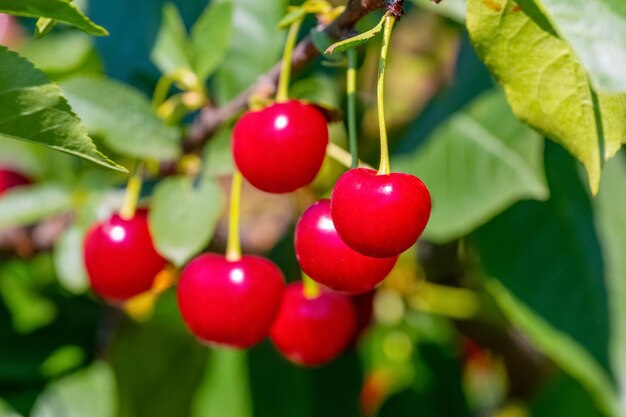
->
276, 18, 303, 102
226, 171, 243, 262
347, 48, 359, 169
119, 164, 143, 220
376, 15, 395, 175
302, 273, 320, 299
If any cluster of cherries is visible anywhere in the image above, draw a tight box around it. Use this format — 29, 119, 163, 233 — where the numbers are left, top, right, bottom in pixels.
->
82, 97, 431, 366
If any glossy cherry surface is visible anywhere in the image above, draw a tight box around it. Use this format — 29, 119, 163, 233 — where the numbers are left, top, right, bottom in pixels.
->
295, 199, 397, 294
178, 253, 285, 348
0, 168, 31, 195
84, 209, 166, 303
232, 100, 328, 193
270, 282, 357, 366
331, 168, 431, 258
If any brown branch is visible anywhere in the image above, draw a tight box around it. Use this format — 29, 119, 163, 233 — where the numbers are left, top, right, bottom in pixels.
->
183, 0, 386, 153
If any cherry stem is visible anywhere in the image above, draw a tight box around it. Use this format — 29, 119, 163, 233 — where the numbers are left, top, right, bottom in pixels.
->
347, 48, 359, 169
119, 164, 143, 220
376, 15, 395, 176
226, 171, 243, 262
276, 17, 304, 103
302, 273, 321, 299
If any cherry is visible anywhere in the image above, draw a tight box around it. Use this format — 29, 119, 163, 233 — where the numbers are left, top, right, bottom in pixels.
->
0, 167, 31, 196
352, 291, 375, 341
177, 253, 285, 348
295, 199, 397, 294
331, 168, 431, 258
270, 282, 357, 366
84, 209, 167, 303
232, 100, 328, 193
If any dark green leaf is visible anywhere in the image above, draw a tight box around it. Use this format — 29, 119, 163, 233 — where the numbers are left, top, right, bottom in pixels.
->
0, 47, 125, 172
150, 176, 225, 266
530, 374, 605, 417
0, 0, 108, 36
394, 90, 547, 243
190, 0, 233, 80
60, 76, 181, 161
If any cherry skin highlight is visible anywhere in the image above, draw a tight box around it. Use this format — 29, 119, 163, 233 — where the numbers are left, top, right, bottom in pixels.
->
331, 168, 431, 258
177, 253, 285, 349
232, 100, 328, 193
295, 199, 397, 294
0, 168, 31, 196
270, 282, 357, 366
84, 209, 167, 303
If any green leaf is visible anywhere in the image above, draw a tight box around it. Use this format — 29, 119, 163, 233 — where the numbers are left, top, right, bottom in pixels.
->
0, 0, 108, 36
0, 184, 74, 228
486, 279, 617, 416
530, 374, 605, 417
151, 3, 192, 75
30, 362, 116, 417
202, 127, 235, 177
594, 154, 626, 417
325, 15, 385, 55
0, 47, 125, 173
215, 0, 288, 102
53, 226, 89, 295
192, 349, 252, 417
394, 90, 547, 243
150, 176, 225, 266
20, 32, 95, 76
60, 76, 181, 161
34, 17, 57, 39
190, 0, 234, 80
472, 143, 615, 414
531, 0, 626, 93
466, 0, 626, 194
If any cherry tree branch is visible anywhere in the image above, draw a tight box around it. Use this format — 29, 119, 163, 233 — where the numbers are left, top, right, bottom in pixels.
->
183, 0, 386, 152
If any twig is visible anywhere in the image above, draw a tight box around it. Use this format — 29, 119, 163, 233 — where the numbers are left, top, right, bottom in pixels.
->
183, 0, 387, 152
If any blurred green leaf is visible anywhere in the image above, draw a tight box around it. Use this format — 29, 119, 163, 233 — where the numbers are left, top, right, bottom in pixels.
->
60, 76, 181, 161
466, 0, 626, 194
394, 90, 547, 243
151, 3, 192, 75
0, 47, 124, 173
150, 175, 224, 266
53, 226, 89, 295
203, 127, 235, 177
411, 0, 466, 22
30, 361, 116, 417
192, 349, 252, 417
39, 346, 85, 379
473, 143, 615, 415
290, 75, 343, 111
0, 184, 74, 228
531, 0, 626, 93
594, 153, 626, 417
215, 0, 288, 102
530, 374, 605, 417
20, 32, 95, 76
190, 0, 233, 80
0, 0, 108, 36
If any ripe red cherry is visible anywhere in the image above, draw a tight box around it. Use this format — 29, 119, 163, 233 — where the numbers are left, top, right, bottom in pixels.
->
84, 209, 166, 303
295, 199, 397, 294
270, 282, 357, 366
331, 168, 431, 258
0, 168, 31, 195
178, 253, 285, 348
232, 100, 328, 193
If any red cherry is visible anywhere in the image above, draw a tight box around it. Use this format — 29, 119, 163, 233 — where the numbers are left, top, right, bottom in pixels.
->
0, 168, 31, 196
270, 282, 357, 366
331, 168, 431, 258
178, 253, 285, 348
352, 291, 375, 341
232, 100, 328, 193
84, 209, 166, 303
295, 199, 397, 294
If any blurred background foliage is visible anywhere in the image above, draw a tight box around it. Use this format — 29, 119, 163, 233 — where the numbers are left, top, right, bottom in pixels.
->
0, 0, 625, 416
